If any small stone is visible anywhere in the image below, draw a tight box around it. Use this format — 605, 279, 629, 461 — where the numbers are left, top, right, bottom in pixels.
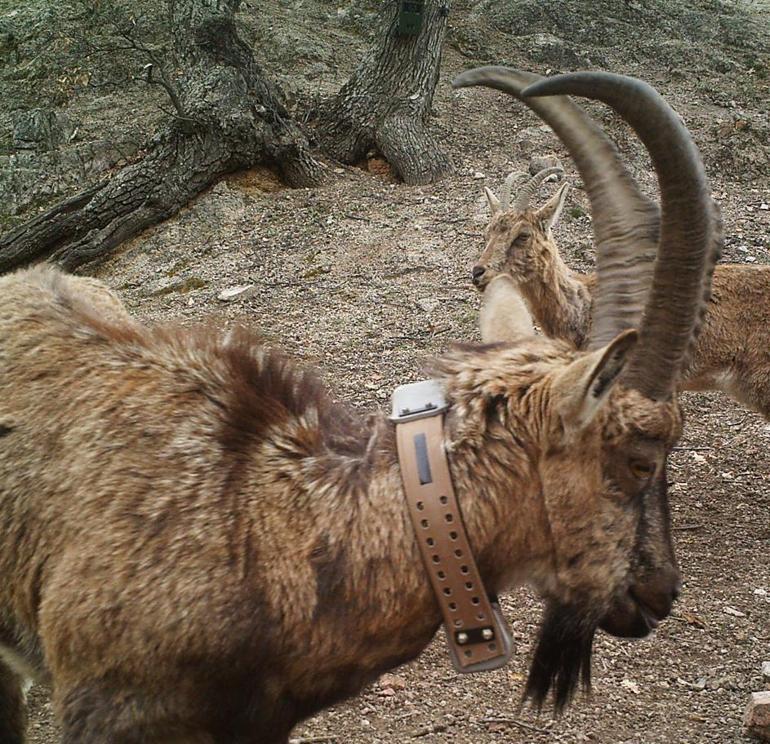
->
762, 661, 770, 686
380, 673, 407, 690
472, 171, 486, 179
417, 298, 439, 313
148, 276, 207, 297
486, 722, 508, 733
706, 674, 732, 691
744, 691, 770, 740
217, 284, 256, 302
12, 108, 75, 150
621, 678, 641, 694
529, 153, 563, 177
723, 606, 746, 618
210, 181, 231, 196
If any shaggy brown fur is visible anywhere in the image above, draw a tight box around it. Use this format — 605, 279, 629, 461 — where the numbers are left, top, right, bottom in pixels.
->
473, 182, 770, 419
0, 265, 684, 742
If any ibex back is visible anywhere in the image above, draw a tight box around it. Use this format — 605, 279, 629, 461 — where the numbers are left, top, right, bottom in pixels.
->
0, 69, 717, 743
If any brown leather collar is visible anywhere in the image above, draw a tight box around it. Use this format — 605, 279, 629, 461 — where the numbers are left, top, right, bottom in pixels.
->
391, 380, 514, 673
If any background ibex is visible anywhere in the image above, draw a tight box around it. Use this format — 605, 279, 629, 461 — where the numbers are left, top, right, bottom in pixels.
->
0, 69, 717, 743
470, 71, 770, 420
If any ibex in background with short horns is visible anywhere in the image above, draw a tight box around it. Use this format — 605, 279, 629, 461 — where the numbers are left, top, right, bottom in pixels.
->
0, 69, 718, 743
470, 70, 770, 420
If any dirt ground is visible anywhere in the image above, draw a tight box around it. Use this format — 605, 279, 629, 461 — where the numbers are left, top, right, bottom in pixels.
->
3, 0, 769, 742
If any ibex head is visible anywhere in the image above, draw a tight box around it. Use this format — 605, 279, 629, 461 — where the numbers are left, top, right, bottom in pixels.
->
455, 67, 721, 709
472, 168, 570, 288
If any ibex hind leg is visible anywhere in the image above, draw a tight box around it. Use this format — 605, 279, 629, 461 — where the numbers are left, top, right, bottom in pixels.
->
0, 661, 27, 744
61, 722, 216, 744
58, 684, 216, 744
61, 732, 215, 744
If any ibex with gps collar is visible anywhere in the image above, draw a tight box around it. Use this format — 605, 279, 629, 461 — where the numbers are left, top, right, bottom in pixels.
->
0, 68, 718, 743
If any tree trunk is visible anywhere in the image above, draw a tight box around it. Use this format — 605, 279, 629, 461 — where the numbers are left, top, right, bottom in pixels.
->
318, 0, 452, 186
0, 0, 323, 274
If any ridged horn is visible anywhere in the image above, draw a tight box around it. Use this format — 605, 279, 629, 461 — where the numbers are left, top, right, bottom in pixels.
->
452, 67, 659, 350
524, 72, 721, 400
513, 167, 564, 212
499, 172, 528, 212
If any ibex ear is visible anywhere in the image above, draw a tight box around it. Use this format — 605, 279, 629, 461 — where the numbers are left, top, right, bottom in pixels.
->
479, 274, 534, 343
536, 182, 570, 230
484, 187, 503, 216
555, 329, 638, 433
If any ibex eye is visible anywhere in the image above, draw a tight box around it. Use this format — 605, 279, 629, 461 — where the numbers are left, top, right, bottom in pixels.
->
629, 460, 655, 480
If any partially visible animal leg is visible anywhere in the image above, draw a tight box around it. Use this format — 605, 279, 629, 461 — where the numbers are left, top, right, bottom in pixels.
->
61, 731, 215, 744
60, 720, 216, 744
57, 682, 215, 744
0, 660, 27, 744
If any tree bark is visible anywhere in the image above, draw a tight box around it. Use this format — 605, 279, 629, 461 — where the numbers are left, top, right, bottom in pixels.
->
0, 0, 324, 274
318, 0, 452, 186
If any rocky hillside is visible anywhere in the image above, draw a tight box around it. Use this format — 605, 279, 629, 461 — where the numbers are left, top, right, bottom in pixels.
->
1, 0, 767, 231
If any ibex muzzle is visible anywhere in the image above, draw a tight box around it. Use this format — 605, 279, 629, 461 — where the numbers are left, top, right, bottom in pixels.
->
471, 264, 487, 285
599, 469, 681, 638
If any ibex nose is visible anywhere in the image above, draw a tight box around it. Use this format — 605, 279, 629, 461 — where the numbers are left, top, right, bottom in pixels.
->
471, 265, 486, 285
632, 564, 682, 625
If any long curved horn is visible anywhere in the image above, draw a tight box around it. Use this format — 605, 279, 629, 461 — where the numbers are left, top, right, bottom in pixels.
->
523, 72, 721, 400
513, 167, 564, 212
452, 67, 659, 350
499, 171, 528, 211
